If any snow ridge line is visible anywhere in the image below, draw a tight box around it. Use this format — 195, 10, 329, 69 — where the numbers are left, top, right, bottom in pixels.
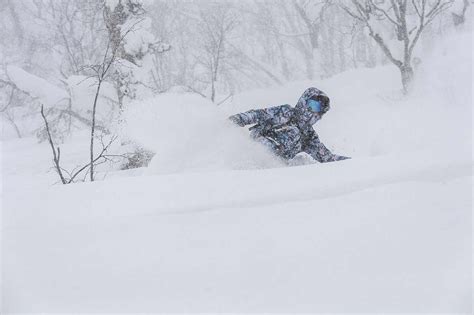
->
4, 160, 470, 232
126, 161, 473, 217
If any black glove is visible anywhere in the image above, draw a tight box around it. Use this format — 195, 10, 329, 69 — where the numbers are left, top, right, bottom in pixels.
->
335, 155, 351, 161
229, 115, 245, 127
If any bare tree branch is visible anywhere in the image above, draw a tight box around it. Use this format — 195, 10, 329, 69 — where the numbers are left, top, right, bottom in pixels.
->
40, 104, 67, 184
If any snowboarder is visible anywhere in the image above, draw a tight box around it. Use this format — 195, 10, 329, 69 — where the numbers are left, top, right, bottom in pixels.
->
229, 87, 350, 163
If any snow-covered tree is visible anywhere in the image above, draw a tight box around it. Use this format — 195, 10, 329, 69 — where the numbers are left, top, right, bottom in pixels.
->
195, 2, 238, 102
341, 0, 454, 93
103, 0, 170, 110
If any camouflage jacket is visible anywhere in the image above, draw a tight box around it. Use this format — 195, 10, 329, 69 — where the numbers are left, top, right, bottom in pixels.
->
229, 87, 349, 163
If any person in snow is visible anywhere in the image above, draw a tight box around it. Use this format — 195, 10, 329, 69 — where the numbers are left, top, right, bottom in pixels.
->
229, 87, 350, 163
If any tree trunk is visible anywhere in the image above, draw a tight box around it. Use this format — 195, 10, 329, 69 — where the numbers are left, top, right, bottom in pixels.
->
276, 39, 290, 79
452, 0, 469, 26
90, 80, 102, 182
5, 114, 22, 138
338, 33, 346, 72
400, 64, 414, 94
305, 52, 314, 80
210, 78, 216, 103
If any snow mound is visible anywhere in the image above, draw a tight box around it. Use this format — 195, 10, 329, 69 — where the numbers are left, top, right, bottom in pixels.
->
6, 65, 68, 107
122, 93, 283, 174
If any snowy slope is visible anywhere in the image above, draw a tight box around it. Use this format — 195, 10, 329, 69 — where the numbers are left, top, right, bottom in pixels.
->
1, 32, 472, 313
2, 145, 472, 312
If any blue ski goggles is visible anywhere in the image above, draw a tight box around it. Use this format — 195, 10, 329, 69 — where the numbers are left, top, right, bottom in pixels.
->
307, 99, 322, 113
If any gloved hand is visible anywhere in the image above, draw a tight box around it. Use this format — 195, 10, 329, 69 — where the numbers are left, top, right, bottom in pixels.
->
228, 115, 245, 127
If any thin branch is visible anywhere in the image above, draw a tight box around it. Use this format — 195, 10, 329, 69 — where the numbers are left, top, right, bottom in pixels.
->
339, 3, 365, 22
369, 0, 401, 26
60, 109, 110, 134
69, 135, 118, 183
411, 0, 422, 17
40, 104, 67, 184
185, 85, 208, 98
217, 93, 233, 106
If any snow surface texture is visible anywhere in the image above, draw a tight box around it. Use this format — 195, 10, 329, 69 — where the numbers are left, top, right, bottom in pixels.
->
2, 32, 472, 312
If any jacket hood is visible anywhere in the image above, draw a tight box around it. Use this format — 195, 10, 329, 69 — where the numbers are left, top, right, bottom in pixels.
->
295, 87, 330, 112
294, 87, 330, 127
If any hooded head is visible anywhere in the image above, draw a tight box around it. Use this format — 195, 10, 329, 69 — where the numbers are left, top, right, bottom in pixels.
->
294, 87, 330, 125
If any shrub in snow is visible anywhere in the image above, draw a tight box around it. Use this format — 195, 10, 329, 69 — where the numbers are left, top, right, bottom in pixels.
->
120, 145, 155, 170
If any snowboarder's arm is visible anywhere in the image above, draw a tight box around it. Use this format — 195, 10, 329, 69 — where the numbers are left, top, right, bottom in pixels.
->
229, 109, 266, 126
305, 134, 350, 163
229, 105, 293, 127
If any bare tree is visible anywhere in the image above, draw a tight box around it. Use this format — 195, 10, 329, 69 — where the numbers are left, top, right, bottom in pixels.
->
0, 0, 109, 140
85, 16, 146, 181
252, 1, 292, 80
293, 0, 333, 78
22, 0, 107, 77
452, 0, 469, 26
40, 105, 67, 184
196, 3, 237, 102
39, 19, 137, 183
88, 44, 116, 181
341, 0, 453, 93
0, 82, 22, 138
5, 0, 24, 47
40, 102, 122, 184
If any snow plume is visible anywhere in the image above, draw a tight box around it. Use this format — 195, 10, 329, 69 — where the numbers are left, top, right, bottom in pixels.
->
122, 93, 283, 174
